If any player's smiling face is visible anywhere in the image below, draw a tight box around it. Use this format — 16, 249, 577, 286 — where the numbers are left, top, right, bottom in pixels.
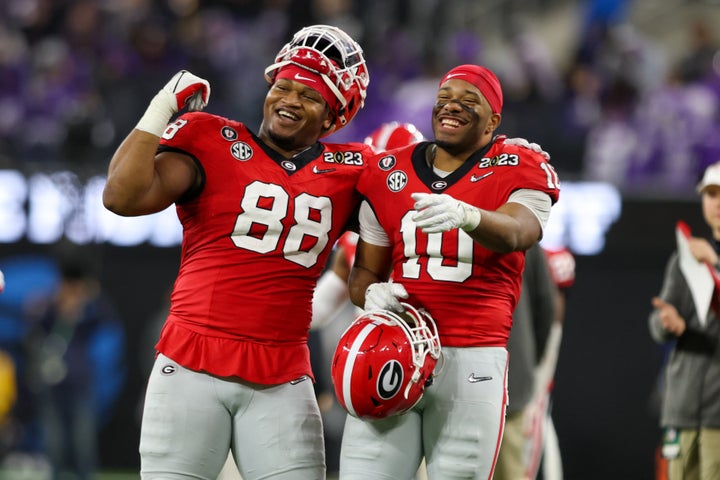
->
260, 78, 334, 155
431, 79, 500, 154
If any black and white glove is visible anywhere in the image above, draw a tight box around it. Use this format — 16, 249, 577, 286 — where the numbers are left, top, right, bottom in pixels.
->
411, 192, 481, 234
364, 282, 408, 313
502, 136, 550, 160
135, 70, 211, 136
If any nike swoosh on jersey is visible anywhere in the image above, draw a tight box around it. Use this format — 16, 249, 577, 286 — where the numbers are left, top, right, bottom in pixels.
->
467, 373, 493, 383
294, 72, 316, 83
312, 165, 336, 174
290, 375, 309, 385
470, 172, 494, 182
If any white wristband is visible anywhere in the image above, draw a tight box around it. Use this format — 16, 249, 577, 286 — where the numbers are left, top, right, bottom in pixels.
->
310, 271, 349, 330
135, 89, 176, 137
461, 204, 481, 231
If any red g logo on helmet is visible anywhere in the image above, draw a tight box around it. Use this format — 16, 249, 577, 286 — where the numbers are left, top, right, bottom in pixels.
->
377, 360, 403, 399
331, 303, 441, 419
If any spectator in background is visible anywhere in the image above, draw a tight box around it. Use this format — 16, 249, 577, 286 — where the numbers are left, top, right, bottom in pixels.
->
0, 349, 16, 439
529, 246, 576, 480
648, 161, 720, 480
494, 244, 557, 480
0, 268, 17, 461
0, 254, 60, 470
677, 18, 719, 85
25, 251, 125, 480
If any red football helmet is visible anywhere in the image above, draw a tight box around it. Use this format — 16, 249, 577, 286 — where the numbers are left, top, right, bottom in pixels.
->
331, 303, 441, 419
363, 121, 424, 153
264, 24, 369, 133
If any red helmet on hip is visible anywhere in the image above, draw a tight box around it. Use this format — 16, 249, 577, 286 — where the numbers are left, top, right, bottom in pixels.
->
331, 303, 441, 419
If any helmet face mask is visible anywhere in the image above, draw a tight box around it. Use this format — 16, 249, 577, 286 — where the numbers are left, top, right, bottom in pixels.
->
331, 303, 441, 420
265, 25, 369, 133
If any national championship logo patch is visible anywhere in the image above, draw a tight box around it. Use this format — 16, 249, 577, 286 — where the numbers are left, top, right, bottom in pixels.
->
378, 155, 396, 171
221, 126, 238, 141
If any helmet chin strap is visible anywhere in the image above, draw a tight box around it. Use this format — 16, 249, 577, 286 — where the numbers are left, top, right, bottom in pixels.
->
404, 369, 424, 400
382, 303, 442, 400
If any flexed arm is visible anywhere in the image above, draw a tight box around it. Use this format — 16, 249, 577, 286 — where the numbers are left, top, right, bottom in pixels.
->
103, 71, 210, 216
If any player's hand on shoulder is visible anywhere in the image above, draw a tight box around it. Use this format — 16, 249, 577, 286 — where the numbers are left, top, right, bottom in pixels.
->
162, 70, 211, 112
500, 135, 550, 160
364, 282, 408, 313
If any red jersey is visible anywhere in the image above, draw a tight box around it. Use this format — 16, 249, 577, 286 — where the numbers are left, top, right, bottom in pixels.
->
357, 138, 560, 348
155, 112, 372, 384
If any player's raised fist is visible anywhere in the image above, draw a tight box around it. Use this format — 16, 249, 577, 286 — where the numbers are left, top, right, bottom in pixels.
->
135, 70, 211, 136
163, 70, 211, 112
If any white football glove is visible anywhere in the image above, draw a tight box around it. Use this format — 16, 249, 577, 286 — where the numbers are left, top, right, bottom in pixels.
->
411, 192, 481, 233
502, 136, 550, 160
364, 282, 408, 313
136, 70, 211, 137
0, 269, 4, 294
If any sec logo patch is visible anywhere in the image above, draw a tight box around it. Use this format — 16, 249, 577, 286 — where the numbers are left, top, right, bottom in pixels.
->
231, 141, 253, 161
386, 171, 408, 192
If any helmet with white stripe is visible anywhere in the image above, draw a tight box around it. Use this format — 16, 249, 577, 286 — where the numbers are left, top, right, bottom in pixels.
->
331, 303, 441, 419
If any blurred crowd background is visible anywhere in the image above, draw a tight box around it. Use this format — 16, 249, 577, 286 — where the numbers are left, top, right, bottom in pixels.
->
1, 0, 720, 478
0, 0, 719, 197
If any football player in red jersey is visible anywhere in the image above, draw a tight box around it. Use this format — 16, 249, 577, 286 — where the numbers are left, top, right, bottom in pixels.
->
103, 25, 371, 479
311, 122, 547, 330
311, 122, 424, 330
342, 64, 561, 479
